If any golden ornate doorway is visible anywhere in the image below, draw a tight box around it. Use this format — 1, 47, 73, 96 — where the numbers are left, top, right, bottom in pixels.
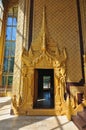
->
11, 7, 67, 116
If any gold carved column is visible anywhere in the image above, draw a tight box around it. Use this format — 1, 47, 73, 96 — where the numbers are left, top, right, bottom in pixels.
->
21, 67, 34, 110
54, 63, 67, 115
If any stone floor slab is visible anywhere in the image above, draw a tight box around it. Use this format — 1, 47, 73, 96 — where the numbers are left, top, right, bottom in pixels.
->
0, 97, 79, 130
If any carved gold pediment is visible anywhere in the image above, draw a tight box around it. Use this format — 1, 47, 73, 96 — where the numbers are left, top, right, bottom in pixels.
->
22, 7, 67, 68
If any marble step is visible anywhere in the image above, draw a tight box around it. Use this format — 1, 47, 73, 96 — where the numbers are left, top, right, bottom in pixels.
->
78, 111, 86, 122
72, 114, 86, 130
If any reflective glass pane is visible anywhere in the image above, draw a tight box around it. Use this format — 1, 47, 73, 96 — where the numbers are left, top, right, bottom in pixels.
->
5, 42, 13, 56
11, 42, 15, 47
12, 27, 16, 40
9, 57, 14, 72
10, 42, 15, 56
6, 27, 12, 40
13, 18, 17, 25
2, 76, 7, 86
5, 42, 10, 47
4, 46, 9, 57
7, 17, 12, 25
2, 6, 18, 86
8, 76, 13, 85
3, 58, 8, 72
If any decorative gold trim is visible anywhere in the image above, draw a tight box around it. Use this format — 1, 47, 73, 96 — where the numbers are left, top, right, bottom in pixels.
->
12, 7, 67, 116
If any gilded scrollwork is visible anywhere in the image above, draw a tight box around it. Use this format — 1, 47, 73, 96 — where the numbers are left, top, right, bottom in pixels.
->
12, 7, 67, 115
21, 65, 33, 109
55, 63, 66, 103
12, 95, 17, 107
11, 95, 19, 114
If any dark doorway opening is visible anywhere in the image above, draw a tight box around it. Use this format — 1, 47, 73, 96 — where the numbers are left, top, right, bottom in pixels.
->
33, 69, 54, 109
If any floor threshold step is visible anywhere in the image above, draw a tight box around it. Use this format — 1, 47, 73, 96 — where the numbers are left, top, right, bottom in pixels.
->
72, 115, 86, 130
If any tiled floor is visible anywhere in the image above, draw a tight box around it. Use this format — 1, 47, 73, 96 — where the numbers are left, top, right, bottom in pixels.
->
0, 97, 79, 130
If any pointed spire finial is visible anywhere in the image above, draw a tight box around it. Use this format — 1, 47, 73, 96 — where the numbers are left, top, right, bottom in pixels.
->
41, 6, 46, 52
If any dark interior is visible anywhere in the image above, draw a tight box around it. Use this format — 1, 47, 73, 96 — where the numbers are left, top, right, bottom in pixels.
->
33, 69, 54, 109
